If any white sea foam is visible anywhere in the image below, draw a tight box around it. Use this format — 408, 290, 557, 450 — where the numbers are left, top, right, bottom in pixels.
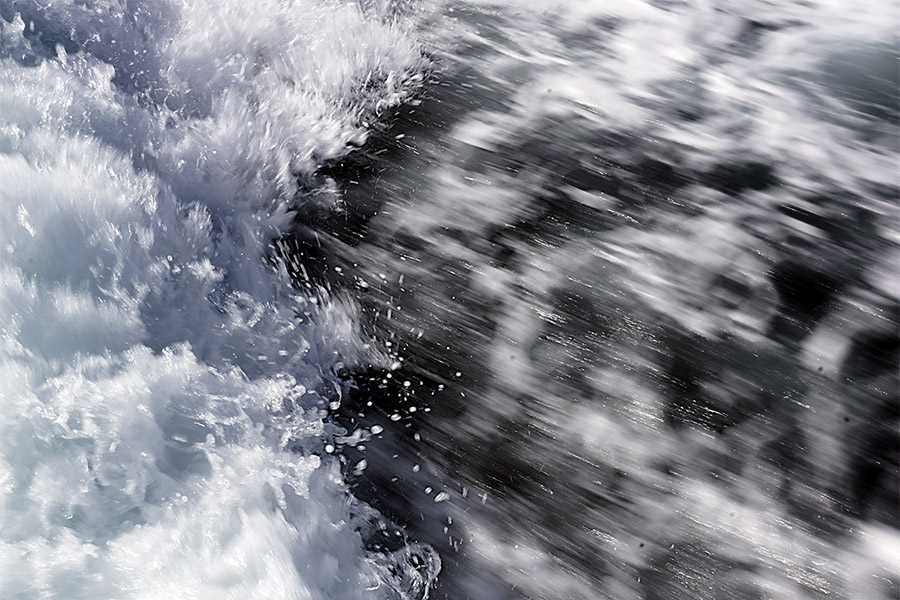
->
0, 1, 430, 598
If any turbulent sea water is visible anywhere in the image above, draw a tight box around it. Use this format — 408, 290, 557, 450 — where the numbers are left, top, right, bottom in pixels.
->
0, 0, 897, 599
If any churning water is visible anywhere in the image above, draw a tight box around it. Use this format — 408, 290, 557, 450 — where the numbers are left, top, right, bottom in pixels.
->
0, 0, 897, 598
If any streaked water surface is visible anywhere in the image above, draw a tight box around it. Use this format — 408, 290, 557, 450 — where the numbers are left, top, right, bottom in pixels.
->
1, 0, 897, 598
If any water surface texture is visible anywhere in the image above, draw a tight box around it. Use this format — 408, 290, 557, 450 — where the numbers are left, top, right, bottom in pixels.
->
1, 0, 898, 599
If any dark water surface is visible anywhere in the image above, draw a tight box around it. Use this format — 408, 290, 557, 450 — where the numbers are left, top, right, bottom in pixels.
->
282, 1, 900, 598
1, 0, 897, 598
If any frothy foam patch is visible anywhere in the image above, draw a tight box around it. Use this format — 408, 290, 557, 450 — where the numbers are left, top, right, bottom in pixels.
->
0, 0, 431, 597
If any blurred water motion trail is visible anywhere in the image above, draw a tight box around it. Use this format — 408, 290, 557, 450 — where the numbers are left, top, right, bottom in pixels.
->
282, 0, 900, 598
0, 0, 898, 598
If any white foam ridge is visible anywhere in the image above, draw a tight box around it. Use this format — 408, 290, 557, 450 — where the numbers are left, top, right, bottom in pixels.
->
0, 1, 431, 598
